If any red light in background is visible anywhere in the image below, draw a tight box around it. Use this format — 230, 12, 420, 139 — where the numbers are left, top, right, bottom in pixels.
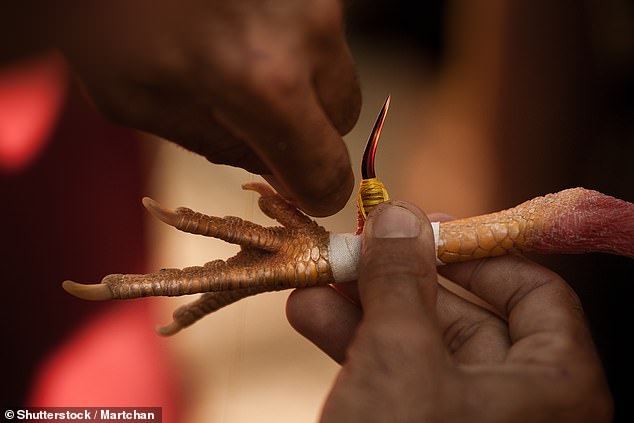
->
29, 302, 180, 422
0, 53, 68, 172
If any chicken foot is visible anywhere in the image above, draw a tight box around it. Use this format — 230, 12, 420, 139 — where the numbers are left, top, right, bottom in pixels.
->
63, 182, 634, 335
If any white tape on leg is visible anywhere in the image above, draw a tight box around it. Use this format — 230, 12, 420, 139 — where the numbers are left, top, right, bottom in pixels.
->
328, 233, 361, 282
431, 221, 444, 265
328, 223, 443, 283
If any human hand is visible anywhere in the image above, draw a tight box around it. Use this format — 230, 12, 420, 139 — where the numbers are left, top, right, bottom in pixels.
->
287, 202, 613, 422
56, 0, 360, 216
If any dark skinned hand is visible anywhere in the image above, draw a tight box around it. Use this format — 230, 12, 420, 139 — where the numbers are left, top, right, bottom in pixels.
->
54, 0, 361, 216
287, 202, 613, 422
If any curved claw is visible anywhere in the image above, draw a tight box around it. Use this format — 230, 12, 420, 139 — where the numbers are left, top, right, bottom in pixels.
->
156, 322, 182, 337
242, 182, 312, 228
242, 182, 276, 197
142, 197, 179, 227
62, 280, 114, 301
142, 195, 284, 250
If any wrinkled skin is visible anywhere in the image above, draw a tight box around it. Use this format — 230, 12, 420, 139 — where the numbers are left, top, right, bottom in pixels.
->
53, 0, 361, 217
287, 202, 613, 423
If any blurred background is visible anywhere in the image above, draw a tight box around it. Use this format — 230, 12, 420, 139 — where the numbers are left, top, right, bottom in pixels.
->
1, 1, 632, 421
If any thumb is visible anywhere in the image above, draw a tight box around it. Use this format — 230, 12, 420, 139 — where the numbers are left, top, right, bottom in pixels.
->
358, 201, 442, 338
323, 203, 450, 422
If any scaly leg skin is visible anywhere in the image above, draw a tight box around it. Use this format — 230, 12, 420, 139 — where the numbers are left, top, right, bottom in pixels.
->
437, 187, 634, 263
63, 183, 333, 335
158, 252, 276, 336
63, 184, 634, 335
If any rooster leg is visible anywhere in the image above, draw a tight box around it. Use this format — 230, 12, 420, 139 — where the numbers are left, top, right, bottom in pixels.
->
63, 187, 333, 304
157, 250, 283, 336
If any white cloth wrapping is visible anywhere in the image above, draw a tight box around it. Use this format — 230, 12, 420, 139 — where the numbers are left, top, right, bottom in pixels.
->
328, 222, 442, 282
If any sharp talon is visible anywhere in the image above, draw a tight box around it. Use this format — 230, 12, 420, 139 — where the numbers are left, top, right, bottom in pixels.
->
62, 280, 113, 301
242, 182, 275, 197
156, 322, 182, 337
142, 197, 179, 226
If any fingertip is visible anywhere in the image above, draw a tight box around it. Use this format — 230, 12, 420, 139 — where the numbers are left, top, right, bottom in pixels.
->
261, 174, 321, 213
221, 78, 355, 216
364, 201, 436, 252
271, 129, 354, 217
285, 288, 313, 333
261, 175, 295, 202
292, 160, 354, 217
263, 139, 353, 217
286, 287, 346, 335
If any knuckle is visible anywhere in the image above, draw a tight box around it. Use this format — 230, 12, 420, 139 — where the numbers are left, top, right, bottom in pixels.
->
444, 316, 503, 353
248, 62, 306, 103
548, 333, 586, 357
502, 259, 569, 312
219, 55, 306, 105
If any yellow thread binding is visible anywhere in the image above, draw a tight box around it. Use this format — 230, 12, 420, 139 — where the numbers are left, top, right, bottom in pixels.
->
357, 177, 390, 219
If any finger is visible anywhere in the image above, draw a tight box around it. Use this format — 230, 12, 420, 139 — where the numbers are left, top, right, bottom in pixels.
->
214, 79, 354, 217
360, 202, 438, 321
356, 202, 449, 361
286, 286, 361, 364
438, 256, 596, 364
287, 282, 509, 365
436, 285, 509, 364
99, 83, 273, 175
312, 41, 362, 135
317, 274, 506, 357
167, 117, 269, 174
262, 174, 296, 203
326, 207, 454, 307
